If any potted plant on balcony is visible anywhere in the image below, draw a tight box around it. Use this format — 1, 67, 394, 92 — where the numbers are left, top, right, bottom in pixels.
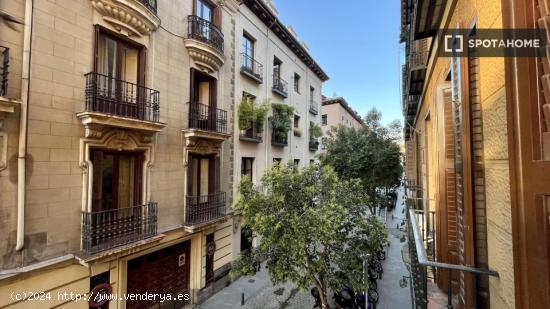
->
238, 97, 270, 141
309, 122, 322, 150
270, 103, 294, 145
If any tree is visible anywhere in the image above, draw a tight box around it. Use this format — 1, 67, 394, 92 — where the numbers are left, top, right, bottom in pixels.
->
232, 163, 387, 308
321, 108, 403, 214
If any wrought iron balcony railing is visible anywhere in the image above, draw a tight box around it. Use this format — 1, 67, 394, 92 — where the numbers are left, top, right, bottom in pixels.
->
272, 74, 288, 98
239, 122, 263, 143
82, 202, 158, 254
185, 192, 226, 226
137, 0, 157, 14
0, 46, 9, 97
271, 130, 288, 146
84, 72, 160, 122
188, 101, 228, 134
309, 101, 319, 115
407, 208, 499, 309
241, 53, 263, 83
309, 138, 319, 151
187, 15, 224, 54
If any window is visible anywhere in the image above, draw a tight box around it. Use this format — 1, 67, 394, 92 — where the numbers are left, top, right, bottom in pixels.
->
241, 157, 254, 182
322, 114, 327, 126
196, 0, 213, 22
242, 33, 255, 69
310, 159, 315, 165
187, 154, 220, 197
273, 158, 282, 164
293, 159, 300, 171
97, 30, 141, 84
294, 115, 300, 128
294, 73, 301, 93
273, 57, 282, 79
309, 86, 315, 102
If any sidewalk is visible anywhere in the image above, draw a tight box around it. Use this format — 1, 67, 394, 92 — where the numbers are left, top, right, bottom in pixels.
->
197, 264, 315, 309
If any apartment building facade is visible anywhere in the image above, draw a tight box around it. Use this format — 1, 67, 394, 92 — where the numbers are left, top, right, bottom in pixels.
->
402, 0, 550, 308
0, 0, 243, 307
231, 0, 328, 253
319, 96, 363, 151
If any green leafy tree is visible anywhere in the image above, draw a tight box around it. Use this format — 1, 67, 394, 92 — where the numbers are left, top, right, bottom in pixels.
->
232, 163, 388, 308
321, 108, 403, 214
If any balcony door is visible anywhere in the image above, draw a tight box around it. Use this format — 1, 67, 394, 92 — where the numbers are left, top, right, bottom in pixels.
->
190, 69, 218, 131
94, 27, 145, 118
91, 150, 143, 212
187, 154, 219, 198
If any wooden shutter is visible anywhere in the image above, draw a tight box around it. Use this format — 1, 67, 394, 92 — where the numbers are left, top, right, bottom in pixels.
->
213, 6, 221, 28
93, 25, 100, 73
190, 68, 196, 103
91, 150, 103, 212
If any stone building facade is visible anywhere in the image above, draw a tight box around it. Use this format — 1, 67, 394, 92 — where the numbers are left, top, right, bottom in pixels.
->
230, 0, 328, 253
319, 96, 363, 152
0, 0, 243, 307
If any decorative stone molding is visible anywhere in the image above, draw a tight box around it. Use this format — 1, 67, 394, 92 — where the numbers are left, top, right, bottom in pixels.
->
79, 128, 156, 213
90, 0, 160, 37
77, 111, 166, 134
184, 39, 225, 73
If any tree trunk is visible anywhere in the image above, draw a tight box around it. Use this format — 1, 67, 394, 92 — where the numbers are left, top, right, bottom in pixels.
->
317, 286, 328, 308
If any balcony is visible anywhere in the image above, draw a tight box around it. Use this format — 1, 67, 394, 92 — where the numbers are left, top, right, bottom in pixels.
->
184, 192, 227, 230
239, 122, 263, 143
309, 139, 319, 151
309, 101, 319, 115
184, 15, 225, 72
406, 208, 499, 309
82, 202, 158, 254
90, 0, 160, 37
271, 130, 288, 147
240, 53, 263, 83
272, 74, 288, 98
183, 101, 230, 142
408, 39, 430, 95
0, 46, 20, 114
77, 72, 166, 133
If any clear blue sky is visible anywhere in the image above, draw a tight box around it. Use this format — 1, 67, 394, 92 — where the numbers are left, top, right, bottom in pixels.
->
275, 0, 403, 124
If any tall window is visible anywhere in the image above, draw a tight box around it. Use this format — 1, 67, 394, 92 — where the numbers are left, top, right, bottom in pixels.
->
241, 157, 254, 182
294, 73, 301, 93
97, 31, 140, 84
273, 158, 282, 164
322, 114, 327, 126
293, 159, 300, 171
196, 0, 213, 22
294, 115, 300, 128
310, 86, 315, 102
273, 57, 282, 79
242, 33, 255, 70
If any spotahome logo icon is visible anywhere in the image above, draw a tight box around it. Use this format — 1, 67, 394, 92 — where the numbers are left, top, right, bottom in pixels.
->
438, 29, 546, 57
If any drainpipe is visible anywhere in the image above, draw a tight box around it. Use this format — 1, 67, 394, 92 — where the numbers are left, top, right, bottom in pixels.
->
16, 0, 34, 251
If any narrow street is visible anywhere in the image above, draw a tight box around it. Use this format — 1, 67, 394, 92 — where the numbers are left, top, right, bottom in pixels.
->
199, 187, 412, 309
377, 188, 412, 309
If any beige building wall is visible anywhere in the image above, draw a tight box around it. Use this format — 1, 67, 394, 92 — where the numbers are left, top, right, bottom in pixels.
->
319, 97, 363, 152
0, 0, 239, 307
408, 0, 514, 308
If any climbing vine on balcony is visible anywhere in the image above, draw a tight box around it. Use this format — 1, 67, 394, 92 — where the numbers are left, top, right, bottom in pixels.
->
270, 103, 294, 139
238, 97, 270, 132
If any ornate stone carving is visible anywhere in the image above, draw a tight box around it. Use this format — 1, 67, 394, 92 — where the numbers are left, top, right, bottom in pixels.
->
90, 0, 160, 37
184, 39, 225, 73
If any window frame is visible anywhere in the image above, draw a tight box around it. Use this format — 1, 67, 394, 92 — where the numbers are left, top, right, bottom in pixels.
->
294, 73, 301, 93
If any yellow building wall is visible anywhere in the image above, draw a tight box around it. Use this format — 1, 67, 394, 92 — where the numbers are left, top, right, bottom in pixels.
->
411, 0, 514, 308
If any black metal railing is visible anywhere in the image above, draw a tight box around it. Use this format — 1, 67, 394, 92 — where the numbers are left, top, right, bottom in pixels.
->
272, 74, 288, 97
407, 208, 499, 309
84, 72, 160, 122
187, 15, 224, 54
241, 53, 263, 83
0, 46, 9, 97
82, 202, 158, 254
188, 101, 228, 134
185, 192, 226, 226
271, 130, 288, 146
309, 138, 319, 151
309, 101, 319, 115
239, 122, 263, 142
137, 0, 157, 14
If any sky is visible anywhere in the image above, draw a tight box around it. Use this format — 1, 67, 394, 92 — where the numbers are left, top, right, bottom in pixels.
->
275, 0, 403, 124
